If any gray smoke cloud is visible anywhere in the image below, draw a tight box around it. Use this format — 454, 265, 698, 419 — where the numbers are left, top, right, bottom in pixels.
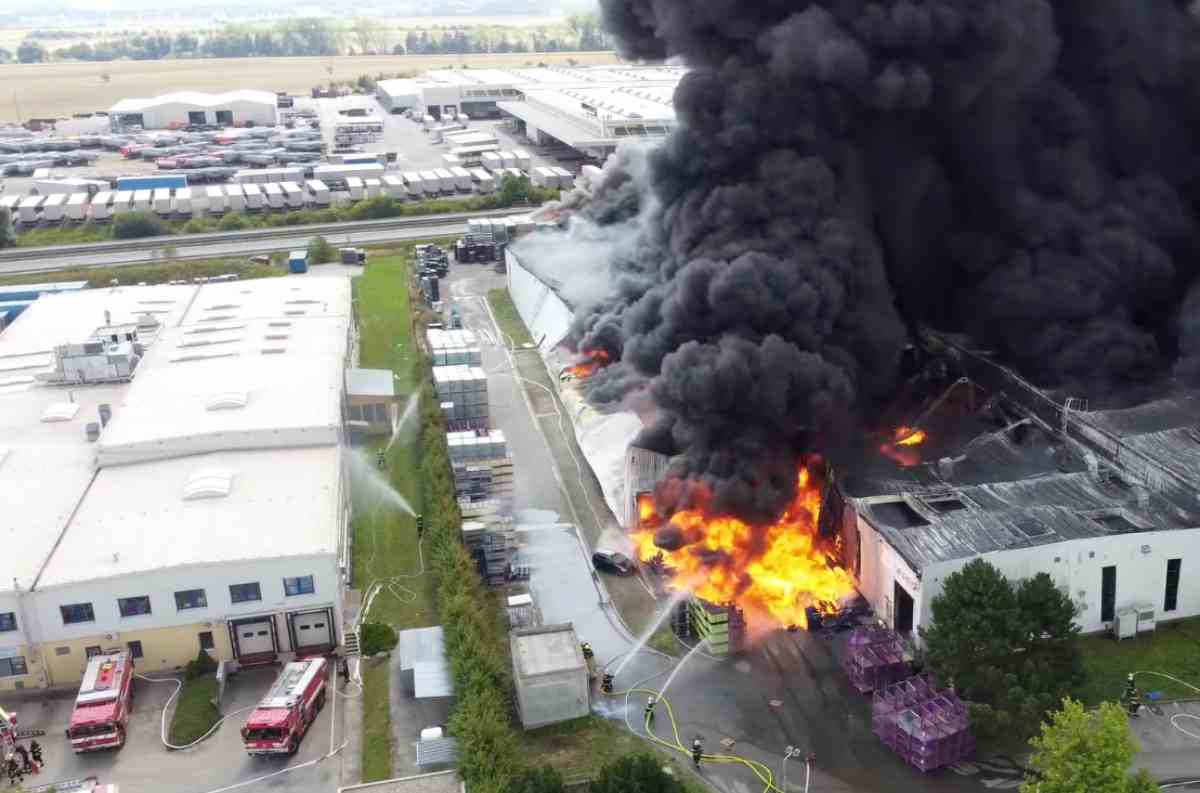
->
554, 0, 1200, 523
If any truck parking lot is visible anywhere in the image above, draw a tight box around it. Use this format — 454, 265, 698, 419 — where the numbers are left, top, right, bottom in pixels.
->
0, 664, 344, 793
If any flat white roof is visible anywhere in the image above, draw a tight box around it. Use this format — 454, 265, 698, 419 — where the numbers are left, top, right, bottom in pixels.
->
346, 368, 396, 398
110, 90, 277, 114
36, 445, 342, 588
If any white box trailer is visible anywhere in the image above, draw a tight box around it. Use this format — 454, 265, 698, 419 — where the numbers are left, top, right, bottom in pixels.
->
18, 195, 44, 223
174, 187, 193, 216
445, 131, 497, 148
132, 189, 152, 213
112, 190, 134, 215
313, 163, 385, 182
307, 179, 331, 206
471, 168, 495, 194
441, 154, 460, 168
243, 182, 265, 211
512, 149, 532, 171
433, 169, 455, 193
364, 178, 384, 199
382, 175, 406, 199
225, 184, 246, 213
449, 167, 473, 192
532, 167, 558, 189
500, 150, 517, 169
419, 171, 441, 194
0, 195, 20, 216
189, 186, 209, 214
206, 185, 226, 214
550, 166, 574, 189
403, 172, 425, 197
280, 181, 304, 208
90, 191, 113, 221
262, 182, 284, 209
41, 193, 67, 222
153, 188, 172, 215
65, 192, 88, 221
346, 177, 365, 201
481, 152, 504, 173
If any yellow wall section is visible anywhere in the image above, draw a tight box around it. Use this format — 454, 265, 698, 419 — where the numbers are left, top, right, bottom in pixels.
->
0, 644, 45, 693
40, 622, 234, 686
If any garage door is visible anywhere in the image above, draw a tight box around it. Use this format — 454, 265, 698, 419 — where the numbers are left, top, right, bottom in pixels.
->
293, 611, 332, 651
236, 621, 275, 656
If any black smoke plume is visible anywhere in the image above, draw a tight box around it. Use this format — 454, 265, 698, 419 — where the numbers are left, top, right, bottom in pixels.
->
565, 0, 1200, 522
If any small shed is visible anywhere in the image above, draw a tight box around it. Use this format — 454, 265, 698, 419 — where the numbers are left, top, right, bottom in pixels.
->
511, 623, 589, 730
345, 368, 399, 435
398, 626, 453, 700
289, 249, 308, 273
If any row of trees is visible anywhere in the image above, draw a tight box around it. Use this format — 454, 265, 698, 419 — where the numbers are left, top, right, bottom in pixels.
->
6, 15, 612, 64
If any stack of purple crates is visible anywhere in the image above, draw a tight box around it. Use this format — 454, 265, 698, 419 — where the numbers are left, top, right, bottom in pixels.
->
843, 625, 910, 693
871, 676, 974, 772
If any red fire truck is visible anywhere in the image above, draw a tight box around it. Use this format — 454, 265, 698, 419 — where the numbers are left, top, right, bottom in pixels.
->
241, 657, 327, 756
66, 651, 134, 753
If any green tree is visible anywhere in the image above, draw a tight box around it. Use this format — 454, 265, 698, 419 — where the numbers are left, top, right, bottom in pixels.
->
0, 207, 15, 249
513, 765, 565, 793
1021, 699, 1158, 793
113, 212, 167, 239
307, 234, 336, 264
359, 622, 398, 656
921, 559, 1082, 741
216, 212, 250, 231
17, 40, 47, 63
590, 754, 685, 793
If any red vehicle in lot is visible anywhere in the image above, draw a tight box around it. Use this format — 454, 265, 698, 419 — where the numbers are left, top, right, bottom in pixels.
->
241, 657, 327, 756
67, 651, 134, 753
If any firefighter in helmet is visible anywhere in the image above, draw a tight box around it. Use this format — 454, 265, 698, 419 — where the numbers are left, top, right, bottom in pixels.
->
1123, 673, 1141, 716
692, 737, 704, 768
601, 672, 614, 694
644, 695, 656, 726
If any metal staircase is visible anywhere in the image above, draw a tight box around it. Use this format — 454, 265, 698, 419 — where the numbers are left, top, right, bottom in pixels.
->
342, 627, 360, 656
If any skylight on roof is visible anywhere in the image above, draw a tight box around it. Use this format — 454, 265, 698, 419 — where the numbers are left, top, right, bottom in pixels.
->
40, 402, 81, 422
183, 467, 233, 501
206, 390, 249, 411
206, 304, 241, 310
170, 351, 240, 363
178, 335, 242, 349
186, 323, 245, 334
200, 314, 238, 322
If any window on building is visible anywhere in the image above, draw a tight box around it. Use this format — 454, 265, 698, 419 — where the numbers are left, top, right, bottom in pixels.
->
118, 596, 152, 617
174, 589, 208, 611
54, 646, 70, 656
229, 582, 262, 604
1101, 565, 1117, 623
283, 576, 315, 597
127, 641, 143, 659
85, 646, 102, 658
60, 603, 95, 625
0, 657, 27, 678
0, 613, 16, 632
1165, 558, 1182, 612
198, 631, 215, 651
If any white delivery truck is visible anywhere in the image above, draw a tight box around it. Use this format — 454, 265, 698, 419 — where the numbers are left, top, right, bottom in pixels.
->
65, 192, 88, 222
206, 185, 226, 214
364, 178, 384, 199
243, 183, 265, 211
382, 175, 406, 199
90, 191, 113, 222
481, 152, 504, 173
225, 184, 246, 213
132, 189, 152, 213
153, 188, 172, 215
190, 186, 209, 215
532, 167, 557, 189
262, 182, 284, 209
419, 171, 441, 194
403, 172, 425, 197
40, 193, 66, 223
500, 151, 517, 169
346, 177, 365, 201
18, 195, 44, 223
174, 187, 193, 217
471, 168, 495, 194
306, 179, 331, 206
550, 166, 574, 189
112, 190, 134, 215
449, 167, 473, 192
280, 181, 304, 208
433, 169, 455, 194
512, 149, 532, 171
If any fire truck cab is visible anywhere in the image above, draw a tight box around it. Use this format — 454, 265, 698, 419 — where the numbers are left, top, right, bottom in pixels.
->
67, 651, 135, 753
241, 657, 327, 756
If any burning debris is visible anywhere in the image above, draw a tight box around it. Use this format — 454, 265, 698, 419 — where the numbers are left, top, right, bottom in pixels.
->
878, 426, 928, 468
565, 348, 612, 380
633, 464, 854, 630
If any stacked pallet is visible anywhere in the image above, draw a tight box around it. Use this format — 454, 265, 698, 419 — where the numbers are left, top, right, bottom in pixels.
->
434, 365, 489, 428
843, 625, 910, 693
427, 329, 482, 366
687, 598, 746, 656
452, 457, 514, 504
447, 430, 507, 461
871, 677, 974, 771
461, 518, 517, 586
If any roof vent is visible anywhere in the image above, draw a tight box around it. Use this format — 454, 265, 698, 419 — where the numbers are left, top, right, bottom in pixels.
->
206, 390, 249, 411
40, 402, 81, 422
183, 467, 233, 501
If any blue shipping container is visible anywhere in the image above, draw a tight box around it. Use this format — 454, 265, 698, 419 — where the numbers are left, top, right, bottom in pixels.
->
116, 175, 188, 191
0, 280, 88, 303
289, 250, 308, 274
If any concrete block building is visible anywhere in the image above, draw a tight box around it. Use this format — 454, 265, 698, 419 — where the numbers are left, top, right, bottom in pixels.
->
0, 276, 352, 690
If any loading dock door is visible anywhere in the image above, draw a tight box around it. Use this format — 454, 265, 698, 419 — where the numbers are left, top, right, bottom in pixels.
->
235, 620, 276, 657
894, 580, 915, 634
290, 608, 334, 653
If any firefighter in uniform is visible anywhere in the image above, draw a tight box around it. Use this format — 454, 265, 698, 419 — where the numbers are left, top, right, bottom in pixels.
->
580, 641, 594, 660
1123, 673, 1141, 716
601, 673, 613, 694
692, 737, 704, 768
644, 695, 656, 726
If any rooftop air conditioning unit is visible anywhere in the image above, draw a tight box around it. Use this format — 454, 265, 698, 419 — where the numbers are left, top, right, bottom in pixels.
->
1113, 607, 1138, 640
1135, 605, 1156, 634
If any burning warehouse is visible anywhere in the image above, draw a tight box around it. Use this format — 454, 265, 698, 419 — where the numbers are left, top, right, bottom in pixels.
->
503, 1, 1200, 647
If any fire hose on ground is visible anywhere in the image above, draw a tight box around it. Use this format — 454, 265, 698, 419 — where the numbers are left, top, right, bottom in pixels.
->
1132, 671, 1200, 741
133, 674, 256, 751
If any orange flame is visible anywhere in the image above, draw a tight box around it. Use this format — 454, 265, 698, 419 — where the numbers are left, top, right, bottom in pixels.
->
567, 348, 611, 379
632, 465, 855, 629
878, 426, 928, 467
894, 426, 927, 446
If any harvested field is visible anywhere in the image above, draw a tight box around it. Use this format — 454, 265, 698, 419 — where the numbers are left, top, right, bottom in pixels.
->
0, 51, 621, 121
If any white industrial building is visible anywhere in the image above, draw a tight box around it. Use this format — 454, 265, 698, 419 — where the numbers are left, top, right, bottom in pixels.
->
376, 66, 683, 158
0, 276, 351, 689
503, 244, 1200, 644
108, 90, 279, 130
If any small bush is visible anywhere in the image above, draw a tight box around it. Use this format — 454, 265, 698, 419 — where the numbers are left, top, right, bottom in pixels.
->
360, 621, 398, 656
182, 217, 216, 234
184, 648, 217, 681
113, 211, 167, 239
307, 234, 336, 264
347, 195, 402, 221
216, 212, 250, 231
